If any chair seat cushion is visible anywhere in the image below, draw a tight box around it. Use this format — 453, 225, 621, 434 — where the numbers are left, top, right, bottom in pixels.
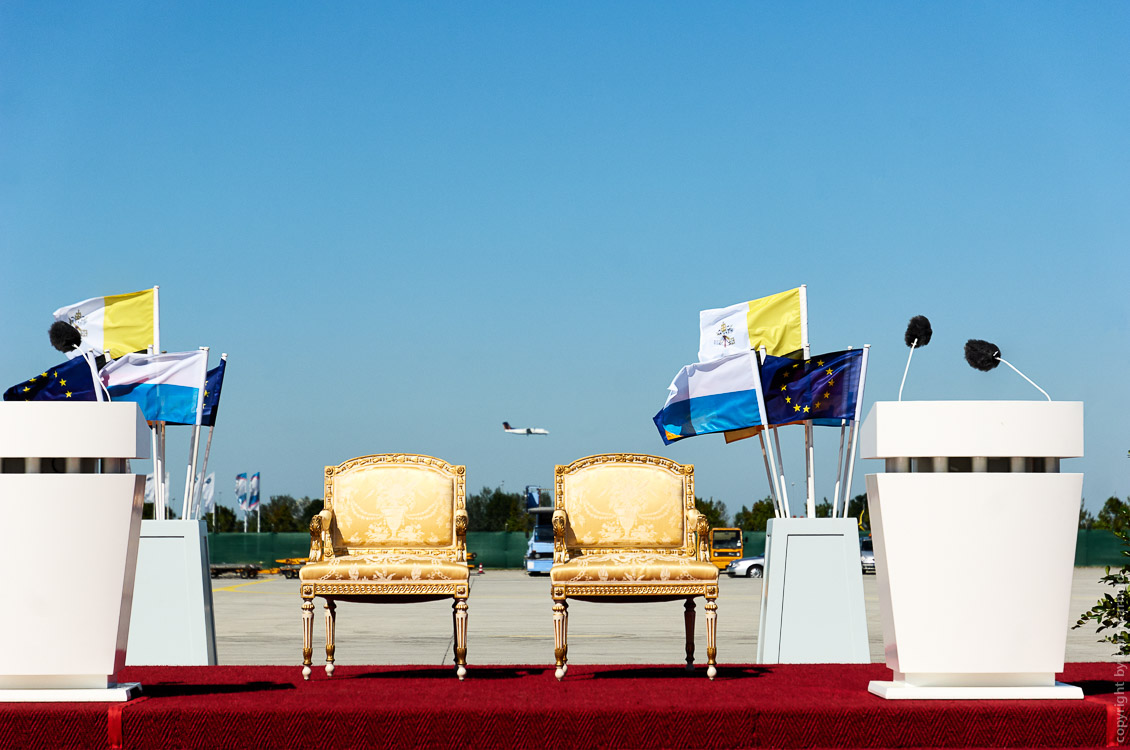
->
550, 553, 719, 584
300, 554, 470, 583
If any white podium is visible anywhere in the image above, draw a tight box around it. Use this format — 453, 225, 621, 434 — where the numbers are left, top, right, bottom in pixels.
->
756, 517, 870, 664
127, 519, 217, 666
0, 403, 149, 701
861, 401, 1084, 699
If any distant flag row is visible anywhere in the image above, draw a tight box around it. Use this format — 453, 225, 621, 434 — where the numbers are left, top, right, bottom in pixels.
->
236, 472, 260, 511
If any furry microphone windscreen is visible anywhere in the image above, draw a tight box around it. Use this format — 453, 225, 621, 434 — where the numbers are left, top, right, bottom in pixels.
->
964, 339, 1000, 371
904, 316, 932, 348
48, 321, 82, 352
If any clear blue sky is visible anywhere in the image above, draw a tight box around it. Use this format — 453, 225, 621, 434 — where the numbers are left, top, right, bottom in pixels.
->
2, 3, 1126, 519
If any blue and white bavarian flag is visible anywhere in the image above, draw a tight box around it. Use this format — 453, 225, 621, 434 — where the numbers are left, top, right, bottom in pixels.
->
100, 350, 208, 424
653, 350, 764, 444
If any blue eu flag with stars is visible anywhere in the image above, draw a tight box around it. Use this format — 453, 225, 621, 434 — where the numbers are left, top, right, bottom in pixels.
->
759, 349, 863, 426
200, 359, 226, 426
3, 357, 100, 402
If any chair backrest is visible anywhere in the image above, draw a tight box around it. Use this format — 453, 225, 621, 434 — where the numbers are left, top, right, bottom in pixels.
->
324, 454, 465, 556
555, 454, 695, 555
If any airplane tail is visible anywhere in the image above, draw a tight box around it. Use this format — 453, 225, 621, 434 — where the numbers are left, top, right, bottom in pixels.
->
502, 422, 512, 430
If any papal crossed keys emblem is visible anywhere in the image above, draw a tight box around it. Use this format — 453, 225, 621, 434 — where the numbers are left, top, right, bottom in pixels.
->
714, 322, 736, 349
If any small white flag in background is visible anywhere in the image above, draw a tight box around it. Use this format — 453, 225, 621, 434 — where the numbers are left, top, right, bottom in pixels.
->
200, 473, 216, 514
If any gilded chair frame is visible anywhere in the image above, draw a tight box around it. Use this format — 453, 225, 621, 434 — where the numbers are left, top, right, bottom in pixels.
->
300, 453, 470, 680
550, 453, 719, 680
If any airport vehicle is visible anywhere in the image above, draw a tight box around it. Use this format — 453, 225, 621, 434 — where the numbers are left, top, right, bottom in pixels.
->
525, 506, 555, 575
708, 527, 744, 570
503, 421, 549, 436
860, 536, 875, 574
276, 558, 304, 579
723, 555, 765, 578
209, 563, 261, 579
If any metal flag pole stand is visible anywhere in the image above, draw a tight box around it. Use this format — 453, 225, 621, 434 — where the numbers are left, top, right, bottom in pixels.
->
756, 343, 871, 665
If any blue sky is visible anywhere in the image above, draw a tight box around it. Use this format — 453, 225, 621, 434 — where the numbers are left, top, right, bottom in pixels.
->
1, 3, 1126, 519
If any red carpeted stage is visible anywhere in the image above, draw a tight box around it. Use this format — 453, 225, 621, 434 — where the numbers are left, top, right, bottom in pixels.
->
1, 663, 1126, 749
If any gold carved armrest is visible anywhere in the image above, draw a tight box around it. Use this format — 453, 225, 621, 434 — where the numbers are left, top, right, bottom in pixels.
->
687, 508, 709, 561
552, 509, 568, 564
308, 510, 335, 562
454, 508, 469, 563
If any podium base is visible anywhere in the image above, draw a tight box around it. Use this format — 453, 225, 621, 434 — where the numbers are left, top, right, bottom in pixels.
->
868, 679, 1083, 700
0, 682, 142, 702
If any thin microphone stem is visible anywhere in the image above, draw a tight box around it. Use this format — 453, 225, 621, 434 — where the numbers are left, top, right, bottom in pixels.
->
996, 357, 1051, 401
898, 339, 917, 402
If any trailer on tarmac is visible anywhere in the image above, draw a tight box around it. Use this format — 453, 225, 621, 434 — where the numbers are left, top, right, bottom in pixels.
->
209, 563, 262, 579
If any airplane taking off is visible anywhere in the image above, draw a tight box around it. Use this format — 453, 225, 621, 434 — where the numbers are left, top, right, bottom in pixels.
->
503, 421, 549, 436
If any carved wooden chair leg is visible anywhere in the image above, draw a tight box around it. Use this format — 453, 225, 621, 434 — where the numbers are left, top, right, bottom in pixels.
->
705, 596, 718, 680
324, 599, 337, 677
453, 597, 469, 680
684, 598, 696, 671
553, 598, 569, 680
301, 594, 315, 681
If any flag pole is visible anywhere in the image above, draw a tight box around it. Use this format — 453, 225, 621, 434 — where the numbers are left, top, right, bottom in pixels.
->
831, 346, 855, 517
156, 421, 168, 519
758, 345, 791, 517
832, 419, 847, 516
195, 425, 215, 519
183, 347, 210, 518
841, 344, 871, 518
193, 352, 226, 518
748, 349, 783, 517
152, 285, 160, 354
799, 286, 816, 518
760, 343, 792, 518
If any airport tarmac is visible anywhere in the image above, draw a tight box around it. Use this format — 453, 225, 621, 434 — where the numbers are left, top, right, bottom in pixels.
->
211, 567, 1123, 669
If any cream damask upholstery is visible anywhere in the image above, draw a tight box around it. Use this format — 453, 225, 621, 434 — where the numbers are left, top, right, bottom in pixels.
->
300, 454, 470, 680
550, 454, 719, 680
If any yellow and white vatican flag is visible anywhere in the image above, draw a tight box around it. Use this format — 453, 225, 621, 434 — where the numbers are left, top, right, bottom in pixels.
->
698, 286, 807, 362
52, 286, 159, 359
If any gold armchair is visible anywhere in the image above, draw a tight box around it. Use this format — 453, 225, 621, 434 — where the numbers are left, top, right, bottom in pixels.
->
299, 454, 470, 680
550, 454, 719, 680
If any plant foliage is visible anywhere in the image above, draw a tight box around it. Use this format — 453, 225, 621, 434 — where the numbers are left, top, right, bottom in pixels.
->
1074, 502, 1130, 655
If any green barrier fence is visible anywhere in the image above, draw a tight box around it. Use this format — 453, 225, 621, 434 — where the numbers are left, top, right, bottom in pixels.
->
209, 533, 310, 566
206, 528, 1128, 569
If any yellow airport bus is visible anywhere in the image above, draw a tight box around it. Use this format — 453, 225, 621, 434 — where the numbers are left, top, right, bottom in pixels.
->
708, 528, 744, 570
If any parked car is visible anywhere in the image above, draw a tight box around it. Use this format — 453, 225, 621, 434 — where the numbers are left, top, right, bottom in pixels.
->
723, 555, 765, 578
860, 536, 875, 575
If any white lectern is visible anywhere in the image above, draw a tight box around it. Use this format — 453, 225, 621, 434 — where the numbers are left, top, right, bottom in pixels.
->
0, 403, 149, 702
862, 401, 1083, 699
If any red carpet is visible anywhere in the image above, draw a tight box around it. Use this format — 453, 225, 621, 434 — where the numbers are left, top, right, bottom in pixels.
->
0, 663, 1125, 749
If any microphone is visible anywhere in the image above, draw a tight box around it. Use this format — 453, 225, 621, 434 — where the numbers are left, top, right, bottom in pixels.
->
48, 320, 108, 401
48, 321, 82, 353
898, 315, 932, 401
964, 338, 1050, 401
